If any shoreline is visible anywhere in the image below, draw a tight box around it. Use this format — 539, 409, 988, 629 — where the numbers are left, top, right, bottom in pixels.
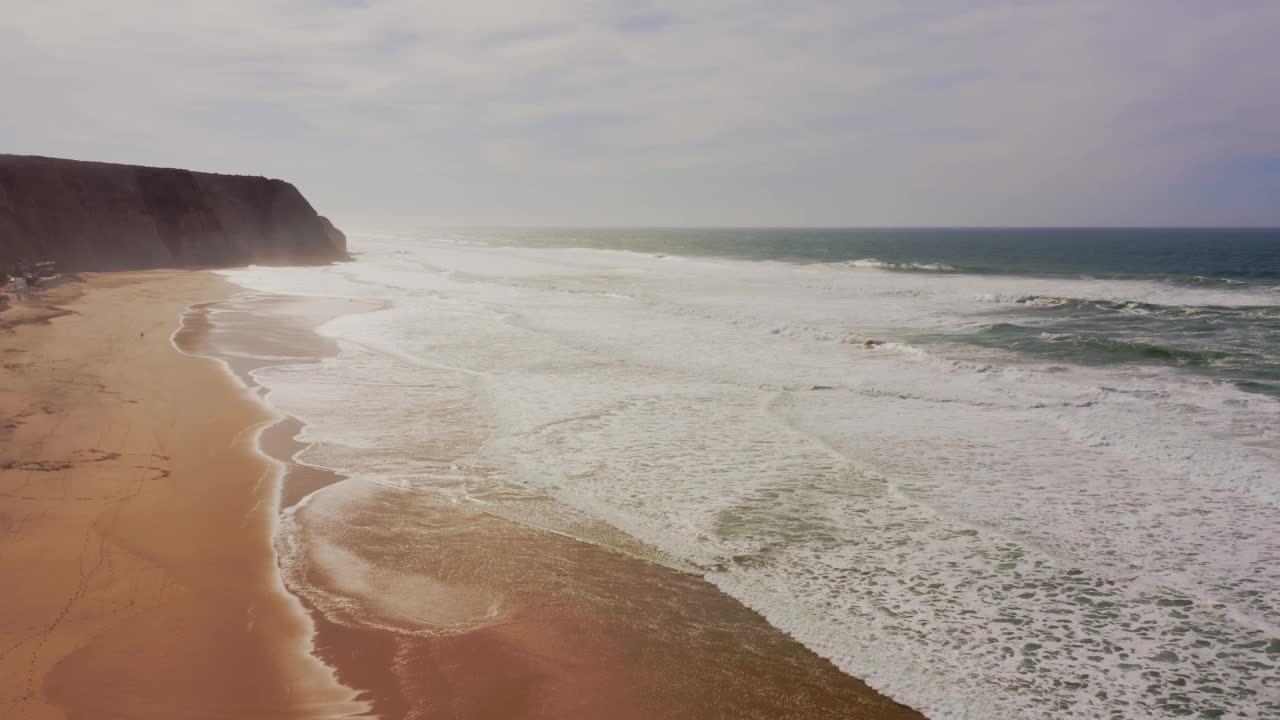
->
0, 272, 366, 719
184, 286, 926, 719
3, 272, 925, 718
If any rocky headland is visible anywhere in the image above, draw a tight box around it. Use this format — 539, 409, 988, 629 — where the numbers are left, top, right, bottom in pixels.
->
0, 154, 347, 272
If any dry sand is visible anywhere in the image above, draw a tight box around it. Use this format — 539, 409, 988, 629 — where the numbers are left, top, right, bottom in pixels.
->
0, 272, 365, 719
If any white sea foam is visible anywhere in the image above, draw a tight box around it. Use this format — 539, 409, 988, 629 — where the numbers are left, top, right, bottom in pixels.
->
219, 235, 1280, 720
845, 258, 962, 272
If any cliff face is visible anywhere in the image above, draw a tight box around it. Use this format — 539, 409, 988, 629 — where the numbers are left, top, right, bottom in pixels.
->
0, 154, 348, 272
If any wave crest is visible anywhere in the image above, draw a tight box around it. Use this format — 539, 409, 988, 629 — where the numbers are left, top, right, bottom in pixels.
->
984, 294, 1280, 319
844, 258, 962, 273
1038, 333, 1232, 365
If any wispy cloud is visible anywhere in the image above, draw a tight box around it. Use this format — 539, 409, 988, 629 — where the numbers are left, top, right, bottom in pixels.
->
3, 1, 1278, 225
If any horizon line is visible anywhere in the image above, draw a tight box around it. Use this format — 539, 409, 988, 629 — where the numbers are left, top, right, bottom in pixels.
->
341, 224, 1280, 232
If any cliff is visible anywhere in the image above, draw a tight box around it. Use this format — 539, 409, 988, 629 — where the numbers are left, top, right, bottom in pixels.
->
0, 154, 348, 272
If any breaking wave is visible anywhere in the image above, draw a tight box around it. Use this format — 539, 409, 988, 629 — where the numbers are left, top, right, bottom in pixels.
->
1158, 273, 1263, 287
843, 258, 965, 273
972, 323, 1237, 366
1040, 333, 1231, 365
985, 294, 1280, 319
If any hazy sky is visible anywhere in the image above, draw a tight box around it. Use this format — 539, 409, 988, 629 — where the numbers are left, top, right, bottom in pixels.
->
3, 1, 1278, 227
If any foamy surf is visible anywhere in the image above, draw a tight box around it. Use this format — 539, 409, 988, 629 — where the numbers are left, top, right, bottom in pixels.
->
218, 233, 1280, 720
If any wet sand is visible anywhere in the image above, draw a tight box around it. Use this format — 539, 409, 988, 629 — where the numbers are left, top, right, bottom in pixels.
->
0, 272, 365, 719
181, 292, 926, 720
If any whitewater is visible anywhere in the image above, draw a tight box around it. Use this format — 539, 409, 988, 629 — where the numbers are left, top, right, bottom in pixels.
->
221, 233, 1280, 719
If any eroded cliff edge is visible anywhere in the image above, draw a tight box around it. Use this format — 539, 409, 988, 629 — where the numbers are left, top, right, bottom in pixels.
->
0, 154, 348, 271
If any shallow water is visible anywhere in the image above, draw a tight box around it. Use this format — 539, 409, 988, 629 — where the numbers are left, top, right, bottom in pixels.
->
221, 231, 1280, 719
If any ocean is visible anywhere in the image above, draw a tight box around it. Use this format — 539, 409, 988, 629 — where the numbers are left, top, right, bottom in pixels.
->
218, 228, 1279, 719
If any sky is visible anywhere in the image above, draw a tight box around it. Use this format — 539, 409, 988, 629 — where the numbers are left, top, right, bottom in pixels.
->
2, 1, 1279, 228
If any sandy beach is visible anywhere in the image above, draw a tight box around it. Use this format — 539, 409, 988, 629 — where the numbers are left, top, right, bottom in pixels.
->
2, 272, 923, 719
0, 272, 365, 719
